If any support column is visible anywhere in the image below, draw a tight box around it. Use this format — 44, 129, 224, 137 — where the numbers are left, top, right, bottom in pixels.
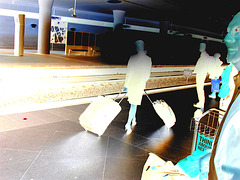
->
14, 14, 25, 56
160, 21, 169, 36
113, 10, 126, 31
37, 0, 54, 54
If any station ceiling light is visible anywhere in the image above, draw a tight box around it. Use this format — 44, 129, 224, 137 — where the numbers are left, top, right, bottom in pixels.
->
107, 0, 122, 3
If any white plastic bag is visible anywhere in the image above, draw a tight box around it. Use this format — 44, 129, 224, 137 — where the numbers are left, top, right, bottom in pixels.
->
141, 153, 190, 180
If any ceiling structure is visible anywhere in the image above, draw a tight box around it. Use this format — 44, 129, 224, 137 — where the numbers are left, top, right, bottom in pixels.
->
0, 0, 239, 39
55, 0, 239, 36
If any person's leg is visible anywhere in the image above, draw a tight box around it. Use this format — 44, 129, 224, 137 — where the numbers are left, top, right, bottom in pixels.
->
194, 73, 206, 108
209, 92, 216, 99
125, 104, 137, 134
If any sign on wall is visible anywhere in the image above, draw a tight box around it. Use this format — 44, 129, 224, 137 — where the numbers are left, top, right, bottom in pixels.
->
51, 17, 68, 44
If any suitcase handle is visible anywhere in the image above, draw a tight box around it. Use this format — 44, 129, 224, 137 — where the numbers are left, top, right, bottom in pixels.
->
144, 90, 153, 104
114, 90, 127, 104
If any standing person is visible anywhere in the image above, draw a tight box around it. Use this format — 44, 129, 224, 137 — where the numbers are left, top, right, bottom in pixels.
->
194, 43, 214, 109
208, 53, 223, 99
124, 40, 152, 134
209, 12, 240, 179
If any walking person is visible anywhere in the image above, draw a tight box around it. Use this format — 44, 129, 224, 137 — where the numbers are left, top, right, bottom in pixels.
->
124, 40, 152, 134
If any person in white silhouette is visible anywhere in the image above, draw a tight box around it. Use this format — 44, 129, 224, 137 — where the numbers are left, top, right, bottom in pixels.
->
124, 40, 152, 134
194, 43, 214, 109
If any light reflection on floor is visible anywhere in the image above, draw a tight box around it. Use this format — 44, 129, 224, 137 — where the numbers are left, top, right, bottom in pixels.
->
0, 85, 219, 179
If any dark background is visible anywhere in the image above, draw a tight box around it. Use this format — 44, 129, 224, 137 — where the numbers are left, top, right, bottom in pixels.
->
99, 29, 228, 65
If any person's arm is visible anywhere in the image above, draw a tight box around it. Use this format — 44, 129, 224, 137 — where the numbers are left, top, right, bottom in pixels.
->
145, 58, 152, 82
124, 58, 132, 88
218, 111, 240, 178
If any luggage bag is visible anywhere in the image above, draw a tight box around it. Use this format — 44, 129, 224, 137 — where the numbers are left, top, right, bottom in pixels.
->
141, 153, 190, 180
79, 92, 126, 136
144, 90, 176, 128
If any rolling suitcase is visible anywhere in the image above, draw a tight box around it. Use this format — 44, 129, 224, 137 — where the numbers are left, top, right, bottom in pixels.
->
79, 91, 126, 136
144, 90, 176, 128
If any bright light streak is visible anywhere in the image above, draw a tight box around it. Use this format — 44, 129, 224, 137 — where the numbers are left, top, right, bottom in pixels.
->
0, 66, 198, 80
0, 67, 126, 80
60, 16, 113, 28
158, 125, 174, 140
149, 125, 174, 141
0, 8, 39, 19
146, 126, 174, 153
127, 24, 159, 33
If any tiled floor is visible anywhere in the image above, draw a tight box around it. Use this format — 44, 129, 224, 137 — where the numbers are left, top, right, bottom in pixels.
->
0, 87, 218, 180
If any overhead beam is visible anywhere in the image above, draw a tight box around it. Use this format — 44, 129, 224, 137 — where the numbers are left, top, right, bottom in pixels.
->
0, 8, 224, 42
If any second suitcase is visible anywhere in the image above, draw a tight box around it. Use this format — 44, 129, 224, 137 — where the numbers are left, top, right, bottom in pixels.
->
153, 99, 176, 128
145, 90, 176, 129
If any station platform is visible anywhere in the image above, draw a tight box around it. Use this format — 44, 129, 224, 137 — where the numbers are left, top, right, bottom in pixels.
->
0, 49, 109, 68
0, 49, 219, 179
0, 49, 200, 115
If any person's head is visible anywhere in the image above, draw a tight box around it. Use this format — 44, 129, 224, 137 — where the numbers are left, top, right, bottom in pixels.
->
199, 43, 206, 53
214, 53, 221, 59
135, 40, 144, 52
224, 12, 240, 71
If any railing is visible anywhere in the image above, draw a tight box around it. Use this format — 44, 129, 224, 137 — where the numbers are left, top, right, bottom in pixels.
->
65, 31, 100, 56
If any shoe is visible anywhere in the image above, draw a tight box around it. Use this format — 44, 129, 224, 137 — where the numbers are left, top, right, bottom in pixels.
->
193, 102, 204, 108
209, 93, 216, 99
125, 124, 132, 135
132, 118, 137, 127
126, 128, 132, 135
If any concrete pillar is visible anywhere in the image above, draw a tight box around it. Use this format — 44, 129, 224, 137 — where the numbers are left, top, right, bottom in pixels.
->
113, 10, 126, 30
14, 14, 25, 56
37, 0, 54, 54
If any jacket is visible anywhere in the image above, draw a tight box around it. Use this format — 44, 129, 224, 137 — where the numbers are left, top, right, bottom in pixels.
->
124, 51, 152, 105
209, 72, 240, 179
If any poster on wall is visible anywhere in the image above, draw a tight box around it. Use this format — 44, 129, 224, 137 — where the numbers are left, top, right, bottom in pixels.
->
51, 17, 68, 44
